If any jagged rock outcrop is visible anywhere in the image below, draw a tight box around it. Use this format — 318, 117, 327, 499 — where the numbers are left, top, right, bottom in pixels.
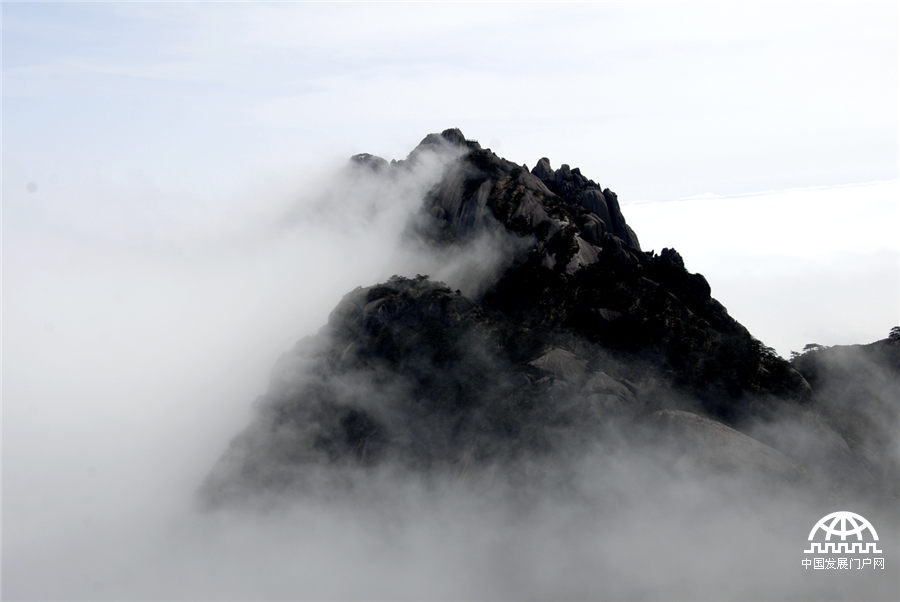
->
201, 129, 894, 505
530, 156, 640, 249
404, 130, 809, 418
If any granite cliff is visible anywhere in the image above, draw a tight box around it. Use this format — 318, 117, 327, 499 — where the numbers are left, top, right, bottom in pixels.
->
201, 129, 897, 505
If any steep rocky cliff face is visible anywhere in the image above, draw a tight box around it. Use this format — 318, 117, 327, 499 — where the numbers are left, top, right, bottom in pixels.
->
412, 130, 809, 414
201, 129, 896, 505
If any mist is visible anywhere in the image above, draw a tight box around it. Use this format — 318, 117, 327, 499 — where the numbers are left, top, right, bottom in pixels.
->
4, 0, 898, 597
1, 138, 546, 599
4, 131, 898, 600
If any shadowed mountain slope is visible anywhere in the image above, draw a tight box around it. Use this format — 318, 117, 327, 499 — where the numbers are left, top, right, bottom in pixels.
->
201, 129, 896, 506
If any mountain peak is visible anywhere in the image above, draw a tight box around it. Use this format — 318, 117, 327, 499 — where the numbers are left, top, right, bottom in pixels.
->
412, 129, 641, 268
438, 127, 467, 146
412, 127, 479, 155
200, 130, 895, 507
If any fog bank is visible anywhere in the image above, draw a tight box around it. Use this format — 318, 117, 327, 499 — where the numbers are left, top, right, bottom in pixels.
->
4, 146, 898, 600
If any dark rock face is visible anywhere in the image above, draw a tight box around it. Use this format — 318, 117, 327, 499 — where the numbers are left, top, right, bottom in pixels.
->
201, 129, 895, 505
529, 157, 640, 249
203, 276, 636, 501
405, 131, 809, 419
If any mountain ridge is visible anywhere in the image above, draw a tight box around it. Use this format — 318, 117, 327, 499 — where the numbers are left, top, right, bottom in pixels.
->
201, 129, 897, 506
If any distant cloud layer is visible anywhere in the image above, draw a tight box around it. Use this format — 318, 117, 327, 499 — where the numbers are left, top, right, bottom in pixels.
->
626, 179, 899, 355
3, 1, 897, 203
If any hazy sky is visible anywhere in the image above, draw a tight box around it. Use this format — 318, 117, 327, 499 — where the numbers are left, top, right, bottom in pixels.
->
2, 0, 897, 458
2, 2, 899, 600
4, 2, 898, 355
4, 1, 897, 197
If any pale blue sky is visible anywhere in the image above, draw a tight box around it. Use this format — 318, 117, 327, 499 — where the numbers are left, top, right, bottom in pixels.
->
2, 0, 898, 351
4, 1, 897, 203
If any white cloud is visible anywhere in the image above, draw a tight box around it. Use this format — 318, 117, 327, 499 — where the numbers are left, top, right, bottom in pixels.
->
626, 179, 900, 355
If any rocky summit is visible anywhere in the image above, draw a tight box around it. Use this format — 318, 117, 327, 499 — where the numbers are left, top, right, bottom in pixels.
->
201, 129, 898, 505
